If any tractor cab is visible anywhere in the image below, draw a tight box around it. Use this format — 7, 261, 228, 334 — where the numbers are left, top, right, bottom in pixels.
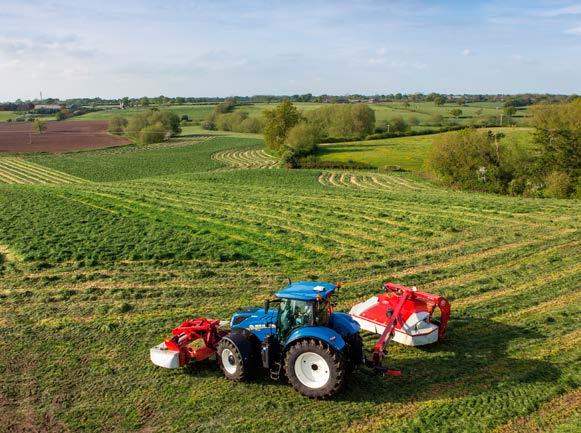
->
274, 282, 335, 339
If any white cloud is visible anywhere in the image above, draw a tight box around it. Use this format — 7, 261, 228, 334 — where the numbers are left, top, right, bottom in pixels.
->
537, 4, 581, 17
563, 26, 581, 35
462, 48, 472, 56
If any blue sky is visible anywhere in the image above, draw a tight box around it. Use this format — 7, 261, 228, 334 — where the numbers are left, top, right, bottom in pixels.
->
0, 0, 580, 100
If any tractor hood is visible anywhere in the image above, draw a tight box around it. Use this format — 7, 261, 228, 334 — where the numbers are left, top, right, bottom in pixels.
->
230, 307, 277, 341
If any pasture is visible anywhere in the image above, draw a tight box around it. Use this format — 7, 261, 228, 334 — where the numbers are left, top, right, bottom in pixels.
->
0, 135, 579, 433
318, 127, 535, 171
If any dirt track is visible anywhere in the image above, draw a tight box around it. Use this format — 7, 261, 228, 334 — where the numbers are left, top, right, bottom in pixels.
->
0, 121, 130, 153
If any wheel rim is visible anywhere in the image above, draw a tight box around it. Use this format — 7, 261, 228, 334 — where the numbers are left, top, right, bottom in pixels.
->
294, 352, 330, 389
221, 348, 237, 374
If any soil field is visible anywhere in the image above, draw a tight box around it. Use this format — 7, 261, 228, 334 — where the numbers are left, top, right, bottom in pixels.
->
0, 121, 130, 153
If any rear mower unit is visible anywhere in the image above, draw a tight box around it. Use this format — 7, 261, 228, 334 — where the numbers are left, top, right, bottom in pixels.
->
150, 281, 450, 398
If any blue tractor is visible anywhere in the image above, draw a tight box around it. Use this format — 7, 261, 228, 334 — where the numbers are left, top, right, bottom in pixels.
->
151, 280, 449, 398
218, 281, 363, 398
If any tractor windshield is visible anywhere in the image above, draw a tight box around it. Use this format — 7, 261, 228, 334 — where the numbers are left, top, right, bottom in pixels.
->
277, 299, 313, 337
314, 299, 330, 326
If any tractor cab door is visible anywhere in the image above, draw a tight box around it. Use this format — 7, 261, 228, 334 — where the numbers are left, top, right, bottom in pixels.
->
276, 299, 314, 340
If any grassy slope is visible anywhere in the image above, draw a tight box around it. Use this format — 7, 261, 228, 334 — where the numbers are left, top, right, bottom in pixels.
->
318, 127, 535, 171
25, 137, 262, 182
0, 136, 579, 433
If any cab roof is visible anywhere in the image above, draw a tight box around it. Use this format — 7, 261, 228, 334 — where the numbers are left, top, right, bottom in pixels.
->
275, 281, 336, 301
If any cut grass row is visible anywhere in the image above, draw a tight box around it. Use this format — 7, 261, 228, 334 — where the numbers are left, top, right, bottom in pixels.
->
0, 135, 578, 433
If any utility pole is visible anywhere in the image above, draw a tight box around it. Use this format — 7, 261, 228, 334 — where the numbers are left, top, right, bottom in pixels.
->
40, 91, 42, 103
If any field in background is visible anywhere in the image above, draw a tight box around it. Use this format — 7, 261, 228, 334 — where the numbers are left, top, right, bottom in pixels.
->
0, 120, 130, 153
0, 135, 578, 433
318, 127, 536, 171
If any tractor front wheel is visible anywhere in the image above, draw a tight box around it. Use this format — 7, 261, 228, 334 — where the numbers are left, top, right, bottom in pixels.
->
217, 333, 253, 381
284, 339, 346, 398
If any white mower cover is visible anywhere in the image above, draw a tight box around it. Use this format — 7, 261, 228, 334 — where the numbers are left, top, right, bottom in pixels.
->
349, 296, 439, 346
150, 342, 180, 369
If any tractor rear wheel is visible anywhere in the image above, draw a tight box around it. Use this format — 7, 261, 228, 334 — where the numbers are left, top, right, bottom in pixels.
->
217, 333, 254, 381
284, 339, 346, 398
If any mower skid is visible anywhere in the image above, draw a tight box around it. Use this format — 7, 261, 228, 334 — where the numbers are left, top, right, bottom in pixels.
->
150, 342, 180, 369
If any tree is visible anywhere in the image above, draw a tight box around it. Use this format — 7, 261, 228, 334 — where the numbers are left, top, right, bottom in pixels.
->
427, 129, 524, 193
389, 116, 408, 133
140, 123, 167, 144
449, 108, 463, 119
263, 100, 300, 151
32, 119, 47, 134
434, 96, 446, 106
504, 106, 517, 117
139, 97, 150, 107
285, 122, 321, 156
531, 98, 580, 183
108, 117, 128, 135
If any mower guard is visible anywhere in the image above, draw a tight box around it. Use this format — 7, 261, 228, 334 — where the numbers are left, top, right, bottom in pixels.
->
150, 342, 181, 369
349, 282, 450, 347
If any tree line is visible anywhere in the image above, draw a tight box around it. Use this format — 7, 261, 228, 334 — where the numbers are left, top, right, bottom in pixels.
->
108, 109, 181, 144
427, 98, 580, 198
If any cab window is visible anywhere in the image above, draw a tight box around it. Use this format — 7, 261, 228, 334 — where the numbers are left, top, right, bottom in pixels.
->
277, 299, 313, 336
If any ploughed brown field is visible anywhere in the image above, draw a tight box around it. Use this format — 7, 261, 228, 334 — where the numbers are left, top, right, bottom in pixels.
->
0, 121, 130, 152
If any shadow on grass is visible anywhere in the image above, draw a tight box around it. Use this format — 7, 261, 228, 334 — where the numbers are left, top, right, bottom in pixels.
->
178, 319, 559, 404
338, 318, 560, 403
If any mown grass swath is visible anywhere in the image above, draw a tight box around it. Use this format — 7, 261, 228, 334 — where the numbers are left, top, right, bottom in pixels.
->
0, 135, 578, 432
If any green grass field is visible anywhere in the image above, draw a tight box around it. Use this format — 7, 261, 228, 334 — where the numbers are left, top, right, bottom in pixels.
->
0, 136, 579, 433
318, 127, 536, 171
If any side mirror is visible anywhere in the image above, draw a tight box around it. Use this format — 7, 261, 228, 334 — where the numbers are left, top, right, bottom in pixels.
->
264, 299, 270, 313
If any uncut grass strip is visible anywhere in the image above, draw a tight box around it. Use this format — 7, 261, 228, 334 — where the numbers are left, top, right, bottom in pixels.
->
454, 259, 581, 308
514, 329, 581, 360
331, 233, 517, 274
177, 185, 439, 238
301, 192, 566, 228
5, 158, 86, 184
497, 288, 581, 320
116, 189, 383, 253
309, 182, 575, 224
95, 187, 376, 256
119, 185, 414, 249
72, 190, 321, 262
467, 272, 580, 319
115, 181, 433, 241
346, 230, 579, 287
134, 178, 562, 232
127, 184, 431, 244
492, 389, 581, 433
419, 240, 581, 298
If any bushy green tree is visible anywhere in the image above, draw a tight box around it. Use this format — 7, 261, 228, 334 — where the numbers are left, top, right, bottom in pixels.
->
285, 122, 321, 156
32, 118, 47, 134
124, 110, 179, 144
263, 100, 300, 151
238, 117, 264, 133
427, 129, 525, 193
139, 123, 167, 144
449, 108, 463, 119
531, 98, 580, 181
108, 117, 128, 135
306, 104, 374, 139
